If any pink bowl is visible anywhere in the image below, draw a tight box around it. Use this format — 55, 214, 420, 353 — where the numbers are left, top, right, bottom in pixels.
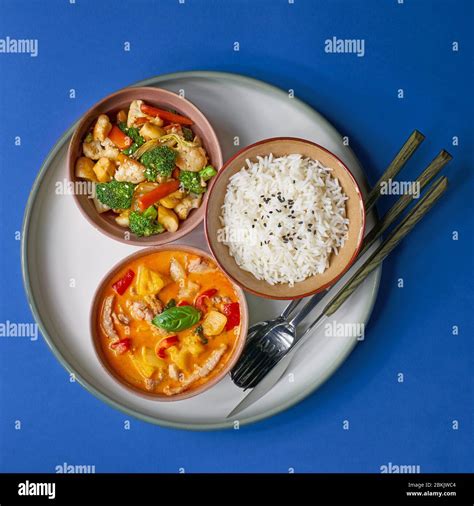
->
68, 86, 223, 246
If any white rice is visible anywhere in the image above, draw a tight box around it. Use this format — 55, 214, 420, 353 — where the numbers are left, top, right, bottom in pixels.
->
218, 153, 349, 286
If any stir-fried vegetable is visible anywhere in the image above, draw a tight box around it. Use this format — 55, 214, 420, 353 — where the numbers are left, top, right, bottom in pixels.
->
112, 269, 135, 295
152, 305, 201, 332
108, 125, 132, 150
118, 122, 145, 155
179, 170, 206, 194
141, 145, 177, 180
129, 206, 164, 237
223, 302, 240, 330
96, 180, 135, 209
137, 180, 180, 211
199, 165, 217, 181
140, 104, 194, 125
77, 100, 218, 238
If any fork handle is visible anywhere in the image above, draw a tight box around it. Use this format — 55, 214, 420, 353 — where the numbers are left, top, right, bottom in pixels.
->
280, 298, 303, 320
288, 290, 327, 327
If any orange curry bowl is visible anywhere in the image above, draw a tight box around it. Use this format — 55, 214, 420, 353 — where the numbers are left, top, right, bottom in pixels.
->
90, 245, 248, 401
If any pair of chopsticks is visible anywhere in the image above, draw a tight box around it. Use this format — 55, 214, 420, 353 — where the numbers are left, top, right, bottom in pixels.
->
300, 130, 451, 337
227, 130, 452, 417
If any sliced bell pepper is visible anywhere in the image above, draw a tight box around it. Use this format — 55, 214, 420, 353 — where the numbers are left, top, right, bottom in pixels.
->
134, 117, 149, 126
110, 338, 131, 355
141, 103, 193, 126
108, 125, 132, 149
137, 180, 180, 211
177, 300, 190, 306
156, 335, 179, 358
194, 289, 218, 312
112, 269, 135, 295
222, 302, 240, 331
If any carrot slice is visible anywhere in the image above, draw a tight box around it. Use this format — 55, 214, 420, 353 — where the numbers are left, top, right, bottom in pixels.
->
140, 104, 193, 126
137, 180, 181, 211
108, 125, 132, 149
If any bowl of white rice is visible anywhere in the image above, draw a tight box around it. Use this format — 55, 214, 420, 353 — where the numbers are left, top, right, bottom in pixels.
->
205, 138, 365, 299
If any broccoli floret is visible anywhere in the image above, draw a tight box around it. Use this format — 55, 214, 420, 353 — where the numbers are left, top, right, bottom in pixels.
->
179, 170, 205, 194
140, 146, 177, 180
199, 165, 217, 181
118, 122, 145, 155
129, 206, 164, 237
96, 181, 135, 209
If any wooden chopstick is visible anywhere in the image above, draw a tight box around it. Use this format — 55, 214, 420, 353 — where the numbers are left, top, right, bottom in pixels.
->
360, 149, 452, 256
323, 176, 448, 317
364, 130, 425, 213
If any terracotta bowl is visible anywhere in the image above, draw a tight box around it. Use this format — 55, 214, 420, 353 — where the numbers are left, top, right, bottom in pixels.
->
68, 87, 223, 246
205, 137, 366, 300
90, 245, 248, 401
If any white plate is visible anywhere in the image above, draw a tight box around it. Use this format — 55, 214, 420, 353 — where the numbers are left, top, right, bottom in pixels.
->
22, 71, 380, 429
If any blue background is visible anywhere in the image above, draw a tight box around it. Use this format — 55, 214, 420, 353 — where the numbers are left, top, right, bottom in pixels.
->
0, 0, 473, 473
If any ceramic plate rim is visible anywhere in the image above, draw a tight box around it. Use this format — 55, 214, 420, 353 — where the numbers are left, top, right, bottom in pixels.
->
21, 70, 381, 431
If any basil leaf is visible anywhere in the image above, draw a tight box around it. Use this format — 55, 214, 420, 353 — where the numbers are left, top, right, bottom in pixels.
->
152, 306, 201, 332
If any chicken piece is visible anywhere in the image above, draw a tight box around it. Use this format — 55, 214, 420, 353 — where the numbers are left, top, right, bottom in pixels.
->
175, 194, 202, 220
116, 109, 127, 123
143, 295, 163, 315
93, 114, 112, 142
93, 157, 116, 182
127, 300, 154, 322
169, 258, 186, 282
83, 139, 119, 160
117, 313, 130, 325
187, 257, 217, 274
175, 145, 208, 172
168, 364, 179, 381
115, 210, 130, 228
157, 206, 179, 232
178, 279, 200, 300
101, 295, 119, 340
159, 190, 186, 209
75, 157, 97, 181
139, 122, 165, 141
163, 344, 227, 396
114, 156, 146, 183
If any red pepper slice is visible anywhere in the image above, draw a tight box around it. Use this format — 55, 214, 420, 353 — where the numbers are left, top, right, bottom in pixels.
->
141, 103, 193, 126
112, 269, 135, 295
110, 338, 131, 355
108, 125, 132, 149
137, 180, 180, 211
134, 117, 149, 126
223, 302, 240, 331
156, 335, 179, 358
177, 300, 190, 306
194, 289, 218, 312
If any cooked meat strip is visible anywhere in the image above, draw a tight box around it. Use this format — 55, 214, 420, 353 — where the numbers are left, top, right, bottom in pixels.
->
163, 344, 227, 396
127, 300, 154, 322
188, 257, 217, 274
143, 295, 163, 315
101, 295, 119, 341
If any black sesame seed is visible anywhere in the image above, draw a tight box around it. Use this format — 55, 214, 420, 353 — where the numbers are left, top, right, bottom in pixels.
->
263, 223, 267, 227
298, 221, 303, 224
252, 225, 255, 228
